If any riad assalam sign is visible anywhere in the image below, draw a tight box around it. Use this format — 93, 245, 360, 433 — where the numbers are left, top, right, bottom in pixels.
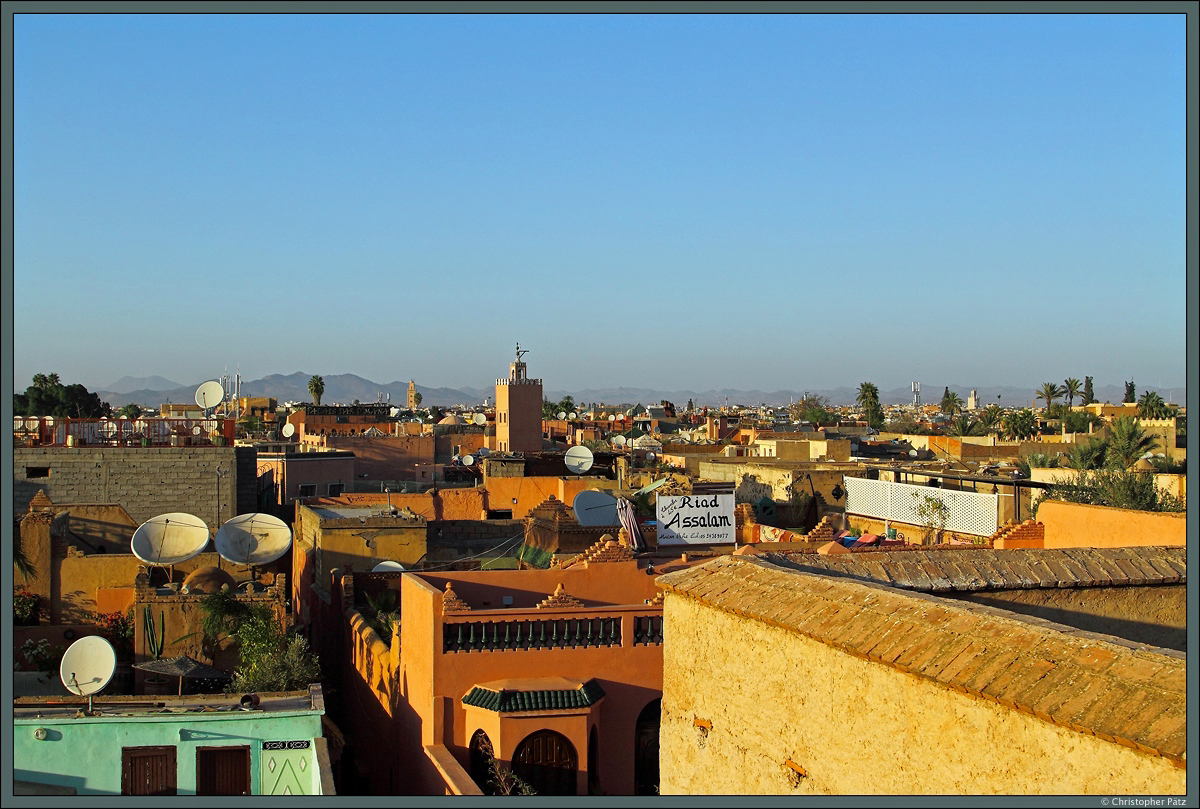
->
656, 494, 735, 545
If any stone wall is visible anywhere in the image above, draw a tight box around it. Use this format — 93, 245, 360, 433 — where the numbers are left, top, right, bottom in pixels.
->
14, 446, 256, 526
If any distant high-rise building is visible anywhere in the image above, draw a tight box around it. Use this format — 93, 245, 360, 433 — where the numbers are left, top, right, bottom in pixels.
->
407, 380, 417, 410
495, 344, 542, 454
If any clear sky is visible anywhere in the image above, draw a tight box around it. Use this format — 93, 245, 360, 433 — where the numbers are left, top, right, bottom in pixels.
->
12, 12, 1188, 394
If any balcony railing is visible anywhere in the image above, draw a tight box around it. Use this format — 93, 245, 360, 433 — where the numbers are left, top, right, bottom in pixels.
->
442, 607, 663, 654
13, 417, 236, 448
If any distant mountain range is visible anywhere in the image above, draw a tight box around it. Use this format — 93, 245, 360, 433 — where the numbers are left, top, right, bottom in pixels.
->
97, 374, 1187, 411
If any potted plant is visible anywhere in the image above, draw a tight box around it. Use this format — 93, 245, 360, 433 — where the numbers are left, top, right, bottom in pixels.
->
14, 587, 40, 626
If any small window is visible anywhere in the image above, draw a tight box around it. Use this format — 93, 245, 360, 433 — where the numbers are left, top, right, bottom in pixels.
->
328, 483, 345, 496
298, 484, 317, 497
25, 467, 50, 479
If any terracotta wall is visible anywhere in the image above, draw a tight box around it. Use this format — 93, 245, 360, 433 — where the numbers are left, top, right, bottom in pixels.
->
1036, 500, 1186, 548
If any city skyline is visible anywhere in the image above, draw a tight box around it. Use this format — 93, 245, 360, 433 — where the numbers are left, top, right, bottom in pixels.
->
13, 12, 1188, 392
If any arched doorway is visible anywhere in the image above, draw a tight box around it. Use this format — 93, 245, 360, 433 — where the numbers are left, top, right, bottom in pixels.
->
512, 729, 577, 796
468, 730, 495, 794
634, 699, 660, 795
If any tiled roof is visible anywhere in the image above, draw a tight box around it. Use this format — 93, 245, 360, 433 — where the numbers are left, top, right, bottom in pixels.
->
657, 555, 1186, 764
759, 546, 1186, 591
461, 679, 605, 713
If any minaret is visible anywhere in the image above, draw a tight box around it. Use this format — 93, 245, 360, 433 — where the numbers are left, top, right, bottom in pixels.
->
407, 380, 417, 410
494, 343, 543, 454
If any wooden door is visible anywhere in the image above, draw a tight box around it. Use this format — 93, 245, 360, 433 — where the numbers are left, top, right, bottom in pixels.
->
512, 730, 577, 796
121, 746, 177, 795
197, 746, 251, 795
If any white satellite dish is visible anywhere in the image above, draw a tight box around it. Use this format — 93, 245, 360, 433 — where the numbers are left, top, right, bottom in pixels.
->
462, 454, 475, 466
564, 445, 594, 475
612, 435, 627, 448
473, 413, 487, 426
569, 412, 578, 420
572, 489, 619, 526
26, 416, 41, 431
214, 512, 293, 566
60, 636, 116, 698
390, 406, 402, 418
557, 411, 567, 420
132, 513, 211, 565
99, 419, 116, 438
281, 422, 296, 438
195, 380, 225, 410
633, 477, 670, 497
608, 414, 616, 422
372, 560, 406, 572
192, 425, 202, 436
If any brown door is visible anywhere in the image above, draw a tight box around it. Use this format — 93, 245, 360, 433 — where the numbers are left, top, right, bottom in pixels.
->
122, 746, 177, 795
197, 746, 251, 795
512, 730, 577, 796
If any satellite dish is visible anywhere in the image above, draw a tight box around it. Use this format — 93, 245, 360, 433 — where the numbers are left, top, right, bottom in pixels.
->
99, 419, 116, 437
608, 415, 616, 422
909, 449, 919, 457
193, 425, 203, 436
372, 560, 406, 572
477, 447, 490, 457
214, 512, 293, 566
195, 380, 225, 410
281, 422, 296, 438
26, 417, 41, 431
645, 451, 656, 462
473, 413, 487, 426
462, 454, 475, 466
390, 406, 402, 418
557, 411, 567, 420
564, 445, 594, 475
633, 477, 670, 497
612, 435, 627, 448
569, 412, 578, 420
132, 513, 211, 565
572, 489, 620, 526
60, 636, 116, 697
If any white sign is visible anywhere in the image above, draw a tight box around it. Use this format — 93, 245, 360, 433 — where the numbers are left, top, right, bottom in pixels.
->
656, 494, 736, 545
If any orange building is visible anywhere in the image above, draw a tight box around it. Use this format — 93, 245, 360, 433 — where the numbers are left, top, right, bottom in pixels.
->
333, 540, 667, 796
495, 345, 542, 454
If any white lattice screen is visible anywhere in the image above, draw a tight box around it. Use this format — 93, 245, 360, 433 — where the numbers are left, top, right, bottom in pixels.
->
844, 477, 998, 537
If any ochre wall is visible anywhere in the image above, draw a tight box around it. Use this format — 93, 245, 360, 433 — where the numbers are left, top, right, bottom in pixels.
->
659, 595, 1184, 795
1036, 500, 1186, 548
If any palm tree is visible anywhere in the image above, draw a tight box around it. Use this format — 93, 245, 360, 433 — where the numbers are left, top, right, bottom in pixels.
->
940, 390, 964, 417
1106, 416, 1157, 469
1036, 382, 1064, 411
1137, 390, 1170, 420
977, 404, 1004, 434
946, 413, 981, 436
308, 375, 325, 406
1002, 409, 1036, 440
1063, 378, 1082, 408
1064, 437, 1108, 471
856, 382, 883, 429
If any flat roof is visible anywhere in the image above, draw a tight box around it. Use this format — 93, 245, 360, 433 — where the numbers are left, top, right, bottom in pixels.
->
14, 688, 320, 721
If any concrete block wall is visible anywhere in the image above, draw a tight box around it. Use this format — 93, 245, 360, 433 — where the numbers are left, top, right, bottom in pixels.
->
14, 446, 257, 526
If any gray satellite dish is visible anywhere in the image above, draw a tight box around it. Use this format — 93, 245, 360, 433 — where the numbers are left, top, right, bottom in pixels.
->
612, 435, 627, 448
281, 422, 296, 438
557, 411, 567, 420
132, 513, 211, 565
564, 445, 594, 475
645, 451, 656, 462
473, 413, 487, 426
477, 447, 490, 457
572, 489, 619, 526
462, 454, 475, 466
372, 560, 406, 572
214, 512, 293, 566
195, 380, 225, 410
60, 636, 117, 703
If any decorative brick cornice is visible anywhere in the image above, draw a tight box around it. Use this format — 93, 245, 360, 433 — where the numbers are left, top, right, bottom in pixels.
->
442, 582, 471, 614
536, 583, 583, 610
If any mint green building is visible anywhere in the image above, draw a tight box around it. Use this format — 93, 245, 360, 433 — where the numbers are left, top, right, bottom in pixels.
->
15, 686, 333, 795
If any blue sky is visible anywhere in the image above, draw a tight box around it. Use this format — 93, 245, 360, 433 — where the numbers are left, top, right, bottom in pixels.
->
12, 12, 1188, 394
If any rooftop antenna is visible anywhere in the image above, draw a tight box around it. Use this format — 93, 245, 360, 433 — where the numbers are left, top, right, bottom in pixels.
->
60, 636, 117, 715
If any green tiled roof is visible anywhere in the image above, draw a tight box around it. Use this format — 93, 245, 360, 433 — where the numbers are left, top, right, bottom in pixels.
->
462, 680, 605, 713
